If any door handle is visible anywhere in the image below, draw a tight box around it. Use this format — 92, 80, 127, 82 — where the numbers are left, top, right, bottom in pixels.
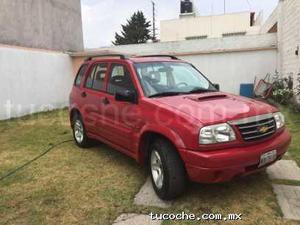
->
102, 97, 110, 105
81, 92, 87, 98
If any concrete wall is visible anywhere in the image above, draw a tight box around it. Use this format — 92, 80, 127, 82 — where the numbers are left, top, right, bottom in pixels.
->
0, 45, 74, 120
277, 0, 300, 77
0, 34, 278, 120
180, 50, 277, 94
71, 33, 278, 95
160, 12, 260, 42
0, 0, 83, 51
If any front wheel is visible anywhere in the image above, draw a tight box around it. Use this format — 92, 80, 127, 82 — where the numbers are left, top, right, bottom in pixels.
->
149, 138, 187, 200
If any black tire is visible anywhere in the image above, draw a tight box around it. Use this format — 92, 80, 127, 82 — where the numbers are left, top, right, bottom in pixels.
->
72, 114, 92, 148
149, 138, 187, 200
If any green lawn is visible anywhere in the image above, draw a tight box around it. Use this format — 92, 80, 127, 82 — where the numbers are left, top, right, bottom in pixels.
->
0, 109, 299, 225
280, 106, 300, 166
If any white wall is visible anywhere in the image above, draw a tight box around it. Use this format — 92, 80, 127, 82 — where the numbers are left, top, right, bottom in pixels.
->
72, 34, 278, 95
180, 50, 277, 94
0, 34, 277, 120
0, 45, 74, 120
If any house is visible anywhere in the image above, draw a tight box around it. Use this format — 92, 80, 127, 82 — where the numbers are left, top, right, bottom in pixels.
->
160, 0, 262, 42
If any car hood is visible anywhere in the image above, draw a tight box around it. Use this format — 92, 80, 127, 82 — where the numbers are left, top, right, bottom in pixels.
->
153, 92, 278, 125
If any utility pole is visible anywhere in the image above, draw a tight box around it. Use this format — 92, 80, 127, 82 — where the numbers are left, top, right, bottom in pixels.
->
152, 1, 157, 42
224, 0, 226, 14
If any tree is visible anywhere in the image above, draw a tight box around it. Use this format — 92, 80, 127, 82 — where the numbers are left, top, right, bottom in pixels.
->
113, 11, 151, 45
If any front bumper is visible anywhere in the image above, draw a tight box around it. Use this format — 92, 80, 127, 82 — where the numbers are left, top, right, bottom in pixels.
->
179, 128, 291, 183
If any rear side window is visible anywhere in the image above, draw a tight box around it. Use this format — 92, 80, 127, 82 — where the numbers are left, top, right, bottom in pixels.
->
74, 65, 87, 87
85, 63, 108, 91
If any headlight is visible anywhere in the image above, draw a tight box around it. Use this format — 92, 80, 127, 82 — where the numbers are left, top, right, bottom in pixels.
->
199, 123, 236, 144
273, 112, 285, 129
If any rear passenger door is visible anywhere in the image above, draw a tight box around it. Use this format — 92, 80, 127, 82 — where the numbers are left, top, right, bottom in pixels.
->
82, 63, 109, 135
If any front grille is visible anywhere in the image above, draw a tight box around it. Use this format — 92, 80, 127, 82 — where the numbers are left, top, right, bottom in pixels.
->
230, 115, 276, 142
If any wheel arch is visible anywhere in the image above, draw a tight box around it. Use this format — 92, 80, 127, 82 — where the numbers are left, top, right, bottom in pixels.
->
70, 108, 81, 127
137, 128, 186, 166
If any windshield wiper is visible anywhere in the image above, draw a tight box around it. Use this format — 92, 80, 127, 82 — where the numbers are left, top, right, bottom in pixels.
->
148, 92, 186, 98
188, 88, 217, 94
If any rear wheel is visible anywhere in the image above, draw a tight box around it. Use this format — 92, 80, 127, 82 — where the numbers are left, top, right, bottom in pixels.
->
72, 114, 92, 148
149, 138, 187, 200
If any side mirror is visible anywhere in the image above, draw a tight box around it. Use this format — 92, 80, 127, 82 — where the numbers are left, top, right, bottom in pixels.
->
213, 83, 220, 91
115, 90, 138, 104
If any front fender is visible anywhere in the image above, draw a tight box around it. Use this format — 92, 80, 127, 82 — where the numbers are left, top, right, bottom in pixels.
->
139, 124, 186, 148
134, 124, 187, 164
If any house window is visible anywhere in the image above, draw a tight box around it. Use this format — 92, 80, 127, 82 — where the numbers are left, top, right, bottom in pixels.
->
185, 35, 208, 40
222, 32, 246, 37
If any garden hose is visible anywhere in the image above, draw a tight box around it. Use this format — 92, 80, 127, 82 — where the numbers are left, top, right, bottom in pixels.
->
0, 139, 73, 182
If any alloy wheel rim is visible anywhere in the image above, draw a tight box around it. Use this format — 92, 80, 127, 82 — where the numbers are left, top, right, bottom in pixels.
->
151, 150, 164, 189
74, 120, 84, 143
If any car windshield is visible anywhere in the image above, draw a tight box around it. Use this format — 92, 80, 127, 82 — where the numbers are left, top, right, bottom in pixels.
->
134, 62, 217, 97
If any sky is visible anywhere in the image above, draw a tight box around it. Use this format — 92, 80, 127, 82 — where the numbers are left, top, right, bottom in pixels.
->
81, 0, 279, 49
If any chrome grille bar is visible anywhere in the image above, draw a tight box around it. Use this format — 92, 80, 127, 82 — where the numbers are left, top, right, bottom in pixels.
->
229, 114, 276, 142
243, 130, 276, 141
241, 125, 275, 135
237, 120, 274, 129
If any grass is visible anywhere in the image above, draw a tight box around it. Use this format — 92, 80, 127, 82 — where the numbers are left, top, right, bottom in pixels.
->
280, 106, 300, 167
0, 109, 299, 225
272, 179, 300, 186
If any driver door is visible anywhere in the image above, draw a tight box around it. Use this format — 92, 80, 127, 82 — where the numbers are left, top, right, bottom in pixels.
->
100, 63, 140, 153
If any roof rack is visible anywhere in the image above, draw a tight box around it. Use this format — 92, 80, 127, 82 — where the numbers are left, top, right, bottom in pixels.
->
136, 55, 179, 60
85, 54, 128, 61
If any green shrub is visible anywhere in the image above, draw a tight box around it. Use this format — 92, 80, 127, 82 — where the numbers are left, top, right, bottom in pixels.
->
271, 75, 294, 105
271, 72, 300, 111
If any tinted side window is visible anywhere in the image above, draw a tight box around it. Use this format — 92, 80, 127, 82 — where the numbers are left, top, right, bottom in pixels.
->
85, 64, 108, 91
85, 65, 96, 89
74, 65, 87, 87
107, 64, 135, 95
92, 64, 108, 91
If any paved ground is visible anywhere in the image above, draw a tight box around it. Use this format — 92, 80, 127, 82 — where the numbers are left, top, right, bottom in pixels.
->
267, 159, 300, 221
267, 160, 300, 180
272, 185, 300, 221
114, 158, 300, 225
113, 214, 161, 225
116, 178, 172, 225
134, 177, 172, 208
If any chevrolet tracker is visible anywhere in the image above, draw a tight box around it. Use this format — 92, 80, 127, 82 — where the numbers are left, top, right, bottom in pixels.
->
69, 54, 291, 200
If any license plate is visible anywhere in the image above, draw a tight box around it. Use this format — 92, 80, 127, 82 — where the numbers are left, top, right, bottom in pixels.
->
258, 150, 277, 167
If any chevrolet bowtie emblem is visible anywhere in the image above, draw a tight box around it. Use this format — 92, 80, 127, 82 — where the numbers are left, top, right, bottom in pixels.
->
258, 126, 269, 133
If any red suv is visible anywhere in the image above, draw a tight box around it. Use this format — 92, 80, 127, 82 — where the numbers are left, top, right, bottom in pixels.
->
69, 54, 291, 200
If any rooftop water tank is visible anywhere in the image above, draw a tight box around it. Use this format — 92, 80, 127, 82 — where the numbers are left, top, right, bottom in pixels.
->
181, 0, 193, 14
